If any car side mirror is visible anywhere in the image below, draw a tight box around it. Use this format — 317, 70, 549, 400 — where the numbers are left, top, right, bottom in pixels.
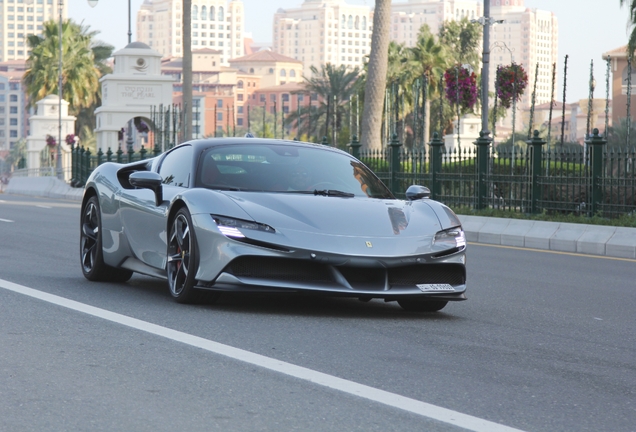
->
129, 171, 164, 206
405, 185, 431, 201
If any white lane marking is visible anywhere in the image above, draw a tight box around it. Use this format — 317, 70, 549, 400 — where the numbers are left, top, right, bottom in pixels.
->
36, 205, 53, 209
0, 278, 524, 432
0, 218, 14, 223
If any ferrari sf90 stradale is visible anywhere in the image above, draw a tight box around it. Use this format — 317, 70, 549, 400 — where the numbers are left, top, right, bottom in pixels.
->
80, 138, 466, 311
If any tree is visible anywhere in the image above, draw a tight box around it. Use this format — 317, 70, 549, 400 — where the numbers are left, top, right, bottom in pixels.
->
297, 63, 361, 145
622, 0, 636, 55
407, 25, 449, 141
23, 20, 112, 116
360, 0, 391, 150
438, 18, 483, 71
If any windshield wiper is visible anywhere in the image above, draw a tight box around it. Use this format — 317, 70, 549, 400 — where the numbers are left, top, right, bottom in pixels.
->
271, 189, 355, 197
313, 189, 355, 197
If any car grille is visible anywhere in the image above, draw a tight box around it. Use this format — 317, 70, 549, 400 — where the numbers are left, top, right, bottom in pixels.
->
224, 257, 465, 290
388, 263, 465, 286
227, 256, 335, 283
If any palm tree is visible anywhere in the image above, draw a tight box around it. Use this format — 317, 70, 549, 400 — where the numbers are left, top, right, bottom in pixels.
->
23, 20, 111, 117
408, 26, 449, 142
294, 63, 361, 146
438, 18, 482, 71
622, 0, 636, 54
360, 0, 391, 151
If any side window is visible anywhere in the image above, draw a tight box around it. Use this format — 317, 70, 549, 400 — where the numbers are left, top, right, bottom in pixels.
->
158, 145, 193, 187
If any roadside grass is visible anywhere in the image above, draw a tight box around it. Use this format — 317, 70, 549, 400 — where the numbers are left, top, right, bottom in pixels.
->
451, 206, 636, 228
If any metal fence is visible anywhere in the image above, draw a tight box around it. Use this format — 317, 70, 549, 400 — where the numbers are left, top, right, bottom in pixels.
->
69, 128, 635, 219
354, 129, 636, 218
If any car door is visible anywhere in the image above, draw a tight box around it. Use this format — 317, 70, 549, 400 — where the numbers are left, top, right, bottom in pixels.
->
119, 145, 194, 270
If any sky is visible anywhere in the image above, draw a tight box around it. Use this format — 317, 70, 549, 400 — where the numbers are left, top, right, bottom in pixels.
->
68, 0, 631, 103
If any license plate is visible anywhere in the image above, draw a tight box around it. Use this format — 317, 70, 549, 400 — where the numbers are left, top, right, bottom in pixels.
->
416, 283, 455, 292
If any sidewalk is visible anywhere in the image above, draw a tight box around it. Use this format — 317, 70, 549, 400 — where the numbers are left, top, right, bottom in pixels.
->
4, 176, 636, 259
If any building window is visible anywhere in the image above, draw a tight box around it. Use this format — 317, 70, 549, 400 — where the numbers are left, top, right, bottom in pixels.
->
218, 6, 224, 21
280, 69, 286, 77
270, 94, 276, 103
192, 5, 198, 20
217, 112, 223, 121
201, 5, 207, 20
210, 6, 215, 20
237, 106, 244, 114
282, 93, 289, 102
10, 118, 17, 126
217, 99, 223, 108
237, 94, 243, 101
10, 106, 18, 113
237, 80, 244, 89
259, 94, 265, 102
237, 118, 243, 126
10, 130, 18, 138
290, 69, 296, 78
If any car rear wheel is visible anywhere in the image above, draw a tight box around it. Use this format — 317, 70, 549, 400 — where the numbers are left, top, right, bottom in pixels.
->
80, 196, 133, 282
167, 207, 219, 304
397, 299, 448, 312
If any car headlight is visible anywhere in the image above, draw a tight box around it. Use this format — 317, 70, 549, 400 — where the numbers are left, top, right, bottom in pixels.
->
212, 215, 275, 238
433, 227, 466, 250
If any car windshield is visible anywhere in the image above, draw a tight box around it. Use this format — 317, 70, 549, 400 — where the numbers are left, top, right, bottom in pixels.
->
196, 143, 393, 199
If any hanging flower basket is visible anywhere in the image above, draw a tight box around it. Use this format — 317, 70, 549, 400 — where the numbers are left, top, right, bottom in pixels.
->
496, 63, 528, 109
46, 135, 56, 147
65, 134, 76, 146
444, 65, 478, 113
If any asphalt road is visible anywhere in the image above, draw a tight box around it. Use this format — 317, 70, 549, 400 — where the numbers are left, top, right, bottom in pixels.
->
0, 194, 635, 432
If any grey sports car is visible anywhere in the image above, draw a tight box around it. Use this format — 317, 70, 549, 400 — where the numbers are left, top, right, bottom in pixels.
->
80, 138, 467, 311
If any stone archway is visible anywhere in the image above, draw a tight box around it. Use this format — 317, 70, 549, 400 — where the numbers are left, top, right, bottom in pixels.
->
95, 42, 174, 153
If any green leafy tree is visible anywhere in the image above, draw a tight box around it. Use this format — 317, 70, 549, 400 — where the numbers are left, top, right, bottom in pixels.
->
407, 25, 449, 141
621, 0, 636, 55
438, 18, 483, 71
23, 20, 113, 132
295, 63, 361, 145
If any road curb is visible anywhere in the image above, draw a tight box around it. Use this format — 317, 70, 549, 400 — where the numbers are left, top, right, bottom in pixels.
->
458, 215, 636, 259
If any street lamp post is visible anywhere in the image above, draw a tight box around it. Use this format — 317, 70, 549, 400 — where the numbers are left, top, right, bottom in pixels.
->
57, 0, 63, 179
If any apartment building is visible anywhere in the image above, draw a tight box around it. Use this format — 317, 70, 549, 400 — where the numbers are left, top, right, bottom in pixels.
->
489, 0, 558, 109
137, 0, 245, 64
272, 0, 373, 77
0, 0, 68, 62
0, 62, 28, 151
390, 0, 482, 46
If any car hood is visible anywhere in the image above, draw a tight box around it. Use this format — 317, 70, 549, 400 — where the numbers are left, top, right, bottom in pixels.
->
214, 192, 448, 255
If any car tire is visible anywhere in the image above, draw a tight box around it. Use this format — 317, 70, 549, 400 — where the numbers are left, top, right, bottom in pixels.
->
80, 195, 133, 283
397, 299, 448, 312
167, 207, 220, 304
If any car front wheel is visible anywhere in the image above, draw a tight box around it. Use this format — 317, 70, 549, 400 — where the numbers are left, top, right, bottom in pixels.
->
167, 207, 219, 304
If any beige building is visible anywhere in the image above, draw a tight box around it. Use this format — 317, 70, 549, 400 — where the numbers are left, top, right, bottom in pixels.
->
390, 0, 482, 47
273, 0, 373, 77
229, 49, 303, 89
489, 0, 558, 109
0, 0, 68, 62
136, 0, 245, 64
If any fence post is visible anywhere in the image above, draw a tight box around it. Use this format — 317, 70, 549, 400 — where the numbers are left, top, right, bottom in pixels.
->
389, 132, 402, 195
106, 147, 113, 162
83, 148, 91, 185
97, 148, 104, 166
79, 147, 85, 185
586, 128, 607, 215
128, 146, 135, 163
429, 132, 444, 200
349, 134, 361, 160
526, 130, 546, 214
473, 131, 492, 210
140, 145, 147, 160
70, 144, 77, 186
116, 146, 123, 164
